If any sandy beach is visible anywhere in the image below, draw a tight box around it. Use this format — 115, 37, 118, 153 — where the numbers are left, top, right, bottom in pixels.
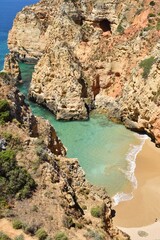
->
113, 138, 160, 239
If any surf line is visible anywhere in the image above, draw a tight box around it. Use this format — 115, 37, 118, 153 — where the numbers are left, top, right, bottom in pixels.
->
112, 134, 149, 206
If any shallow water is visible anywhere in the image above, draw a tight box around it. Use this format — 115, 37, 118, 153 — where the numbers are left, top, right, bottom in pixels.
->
18, 63, 143, 199
0, 0, 145, 203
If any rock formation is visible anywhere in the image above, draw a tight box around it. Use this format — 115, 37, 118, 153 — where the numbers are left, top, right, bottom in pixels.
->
7, 0, 160, 143
3, 53, 21, 83
29, 42, 88, 120
0, 73, 129, 240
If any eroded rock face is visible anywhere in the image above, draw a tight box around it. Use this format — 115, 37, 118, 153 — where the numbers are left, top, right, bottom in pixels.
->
29, 43, 88, 120
0, 76, 66, 154
3, 53, 21, 83
0, 74, 129, 240
117, 55, 160, 146
8, 0, 160, 143
8, 2, 49, 62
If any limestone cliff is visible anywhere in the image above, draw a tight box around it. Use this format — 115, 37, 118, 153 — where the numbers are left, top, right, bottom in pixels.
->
0, 74, 129, 240
8, 0, 160, 143
29, 42, 88, 120
3, 53, 21, 83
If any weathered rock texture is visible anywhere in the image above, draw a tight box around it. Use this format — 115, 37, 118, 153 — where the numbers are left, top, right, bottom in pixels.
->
8, 0, 160, 143
29, 43, 88, 120
3, 53, 21, 83
0, 74, 129, 240
0, 74, 65, 154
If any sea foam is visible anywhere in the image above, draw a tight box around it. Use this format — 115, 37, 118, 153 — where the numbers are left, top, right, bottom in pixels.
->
125, 134, 148, 188
112, 134, 149, 206
112, 192, 133, 206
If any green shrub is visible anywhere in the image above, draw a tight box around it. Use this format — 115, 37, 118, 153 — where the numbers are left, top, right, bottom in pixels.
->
23, 224, 39, 236
0, 197, 8, 209
36, 146, 48, 161
91, 206, 102, 218
149, 1, 155, 6
117, 22, 124, 34
0, 72, 8, 79
54, 232, 68, 240
0, 149, 16, 173
0, 100, 10, 124
12, 219, 23, 229
84, 230, 104, 240
0, 100, 10, 112
82, 205, 87, 210
0, 149, 36, 206
2, 133, 22, 151
0, 232, 11, 240
0, 110, 10, 124
148, 18, 153, 23
3, 132, 12, 141
45, 237, 53, 240
35, 139, 48, 161
32, 205, 38, 212
139, 56, 156, 78
75, 222, 84, 229
62, 215, 74, 228
45, 238, 53, 240
143, 25, 154, 31
156, 20, 160, 30
136, 8, 142, 16
148, 13, 156, 18
35, 228, 48, 240
14, 234, 24, 240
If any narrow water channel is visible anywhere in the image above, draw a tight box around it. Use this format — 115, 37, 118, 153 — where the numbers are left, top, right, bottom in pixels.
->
18, 63, 144, 204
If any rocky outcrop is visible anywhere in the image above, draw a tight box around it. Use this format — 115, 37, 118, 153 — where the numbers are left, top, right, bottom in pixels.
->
0, 75, 65, 155
8, 1, 50, 62
29, 43, 88, 120
3, 53, 21, 83
8, 0, 160, 143
0, 74, 129, 240
117, 54, 160, 146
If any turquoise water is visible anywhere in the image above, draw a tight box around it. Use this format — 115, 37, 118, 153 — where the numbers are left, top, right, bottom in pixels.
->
0, 0, 144, 202
18, 63, 143, 199
0, 32, 8, 70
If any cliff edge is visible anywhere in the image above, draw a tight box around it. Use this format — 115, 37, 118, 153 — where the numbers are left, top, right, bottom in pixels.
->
0, 73, 129, 239
7, 0, 160, 145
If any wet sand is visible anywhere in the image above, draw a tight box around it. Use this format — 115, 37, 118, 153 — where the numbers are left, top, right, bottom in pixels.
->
113, 138, 160, 238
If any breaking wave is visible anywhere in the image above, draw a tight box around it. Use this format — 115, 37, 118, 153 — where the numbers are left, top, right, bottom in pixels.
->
112, 134, 149, 206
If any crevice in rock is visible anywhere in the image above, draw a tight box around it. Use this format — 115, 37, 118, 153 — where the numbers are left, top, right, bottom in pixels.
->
92, 74, 100, 99
71, 193, 84, 216
85, 103, 90, 115
78, 78, 88, 98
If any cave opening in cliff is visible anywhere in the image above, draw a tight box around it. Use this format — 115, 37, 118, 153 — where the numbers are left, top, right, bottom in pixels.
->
99, 19, 111, 32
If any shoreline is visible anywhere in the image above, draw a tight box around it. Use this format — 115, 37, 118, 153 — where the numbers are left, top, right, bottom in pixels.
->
113, 138, 160, 239
112, 133, 148, 206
